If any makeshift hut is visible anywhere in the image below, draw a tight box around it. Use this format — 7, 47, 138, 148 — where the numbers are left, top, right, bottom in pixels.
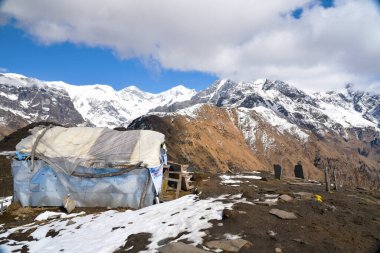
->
12, 126, 166, 209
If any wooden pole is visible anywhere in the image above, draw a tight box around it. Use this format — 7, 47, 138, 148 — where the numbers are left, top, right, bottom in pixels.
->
333, 168, 338, 191
324, 166, 330, 192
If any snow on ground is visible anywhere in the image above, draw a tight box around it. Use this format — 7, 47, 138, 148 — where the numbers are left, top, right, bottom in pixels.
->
0, 196, 12, 213
0, 194, 251, 253
220, 173, 262, 186
34, 211, 86, 221
175, 103, 205, 118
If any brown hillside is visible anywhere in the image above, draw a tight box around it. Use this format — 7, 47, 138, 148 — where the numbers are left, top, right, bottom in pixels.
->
128, 104, 380, 190
129, 106, 265, 173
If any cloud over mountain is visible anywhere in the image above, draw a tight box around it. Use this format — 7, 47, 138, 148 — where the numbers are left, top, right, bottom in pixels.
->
1, 0, 380, 91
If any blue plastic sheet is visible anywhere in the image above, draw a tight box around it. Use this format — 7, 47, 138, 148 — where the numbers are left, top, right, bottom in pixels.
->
12, 160, 161, 209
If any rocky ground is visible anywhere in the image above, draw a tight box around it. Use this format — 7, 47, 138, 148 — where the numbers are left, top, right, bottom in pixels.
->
1, 171, 379, 253
197, 173, 380, 253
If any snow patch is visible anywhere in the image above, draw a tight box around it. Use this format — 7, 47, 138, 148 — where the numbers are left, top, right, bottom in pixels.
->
0, 195, 234, 253
0, 196, 12, 213
253, 106, 309, 141
34, 211, 86, 221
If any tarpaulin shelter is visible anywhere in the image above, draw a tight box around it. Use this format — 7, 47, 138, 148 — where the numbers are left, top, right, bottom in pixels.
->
12, 126, 166, 209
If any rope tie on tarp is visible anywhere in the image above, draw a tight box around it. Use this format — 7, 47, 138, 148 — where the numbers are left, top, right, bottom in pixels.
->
71, 161, 144, 178
31, 125, 53, 172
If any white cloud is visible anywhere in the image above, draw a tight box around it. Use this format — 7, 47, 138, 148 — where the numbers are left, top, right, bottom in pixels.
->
1, 0, 379, 92
0, 67, 9, 73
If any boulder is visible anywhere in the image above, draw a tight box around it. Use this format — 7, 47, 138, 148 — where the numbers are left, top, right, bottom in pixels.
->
159, 242, 208, 253
279, 194, 293, 202
294, 192, 313, 200
222, 209, 239, 219
269, 209, 297, 220
205, 239, 252, 252
63, 196, 76, 213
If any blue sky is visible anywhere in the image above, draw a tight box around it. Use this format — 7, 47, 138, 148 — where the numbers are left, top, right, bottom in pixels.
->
1, 0, 379, 93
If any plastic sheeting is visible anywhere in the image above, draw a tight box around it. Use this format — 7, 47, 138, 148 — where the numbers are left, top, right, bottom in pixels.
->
16, 127, 165, 175
12, 160, 157, 208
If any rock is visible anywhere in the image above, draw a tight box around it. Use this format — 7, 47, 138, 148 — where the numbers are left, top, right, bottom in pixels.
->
222, 209, 239, 219
255, 201, 277, 206
63, 196, 76, 213
292, 238, 307, 244
275, 247, 282, 252
294, 192, 314, 200
260, 188, 276, 193
279, 194, 293, 202
66, 220, 76, 226
159, 242, 208, 253
242, 190, 255, 199
267, 230, 277, 238
269, 209, 297, 220
205, 239, 252, 252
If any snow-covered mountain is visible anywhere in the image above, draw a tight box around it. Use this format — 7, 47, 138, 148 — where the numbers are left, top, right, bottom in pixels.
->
0, 73, 196, 137
0, 73, 85, 138
154, 79, 380, 137
1, 72, 379, 188
131, 79, 380, 189
48, 81, 196, 127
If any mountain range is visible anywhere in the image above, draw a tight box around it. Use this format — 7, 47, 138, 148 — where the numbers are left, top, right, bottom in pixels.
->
0, 73, 379, 189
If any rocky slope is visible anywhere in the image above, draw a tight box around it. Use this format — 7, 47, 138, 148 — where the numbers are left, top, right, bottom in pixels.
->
1, 73, 379, 188
0, 74, 85, 139
47, 81, 196, 128
0, 73, 196, 138
131, 78, 380, 189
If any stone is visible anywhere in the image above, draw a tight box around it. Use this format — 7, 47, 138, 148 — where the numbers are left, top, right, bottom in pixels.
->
294, 192, 314, 200
63, 196, 76, 213
255, 200, 277, 206
66, 220, 76, 226
159, 242, 208, 253
222, 209, 239, 219
205, 239, 252, 252
267, 230, 277, 238
269, 209, 297, 220
279, 194, 293, 202
275, 247, 282, 252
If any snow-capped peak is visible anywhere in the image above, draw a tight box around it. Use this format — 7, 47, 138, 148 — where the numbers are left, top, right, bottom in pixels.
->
1, 73, 197, 128
0, 73, 47, 88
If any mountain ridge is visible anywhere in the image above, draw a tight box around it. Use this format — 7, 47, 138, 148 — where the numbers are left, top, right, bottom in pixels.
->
0, 73, 379, 188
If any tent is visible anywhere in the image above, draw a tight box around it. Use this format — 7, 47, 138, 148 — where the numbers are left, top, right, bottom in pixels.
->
12, 126, 166, 209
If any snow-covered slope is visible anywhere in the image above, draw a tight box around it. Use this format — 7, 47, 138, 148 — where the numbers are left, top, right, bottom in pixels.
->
0, 73, 196, 129
0, 73, 85, 138
157, 79, 380, 138
47, 81, 196, 128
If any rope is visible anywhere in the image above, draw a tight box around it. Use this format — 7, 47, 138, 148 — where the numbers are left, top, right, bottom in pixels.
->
139, 168, 151, 209
71, 162, 143, 178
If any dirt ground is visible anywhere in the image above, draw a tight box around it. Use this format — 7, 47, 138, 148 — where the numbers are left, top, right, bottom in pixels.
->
198, 173, 380, 253
1, 171, 380, 253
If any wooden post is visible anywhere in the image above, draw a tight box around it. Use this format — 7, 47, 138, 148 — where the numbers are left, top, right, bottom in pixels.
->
333, 168, 338, 191
324, 166, 330, 192
176, 170, 182, 199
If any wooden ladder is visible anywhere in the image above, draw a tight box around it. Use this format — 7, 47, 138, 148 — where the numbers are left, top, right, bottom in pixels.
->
162, 162, 189, 199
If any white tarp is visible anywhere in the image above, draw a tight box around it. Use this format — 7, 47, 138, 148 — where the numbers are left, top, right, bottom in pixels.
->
16, 126, 165, 175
